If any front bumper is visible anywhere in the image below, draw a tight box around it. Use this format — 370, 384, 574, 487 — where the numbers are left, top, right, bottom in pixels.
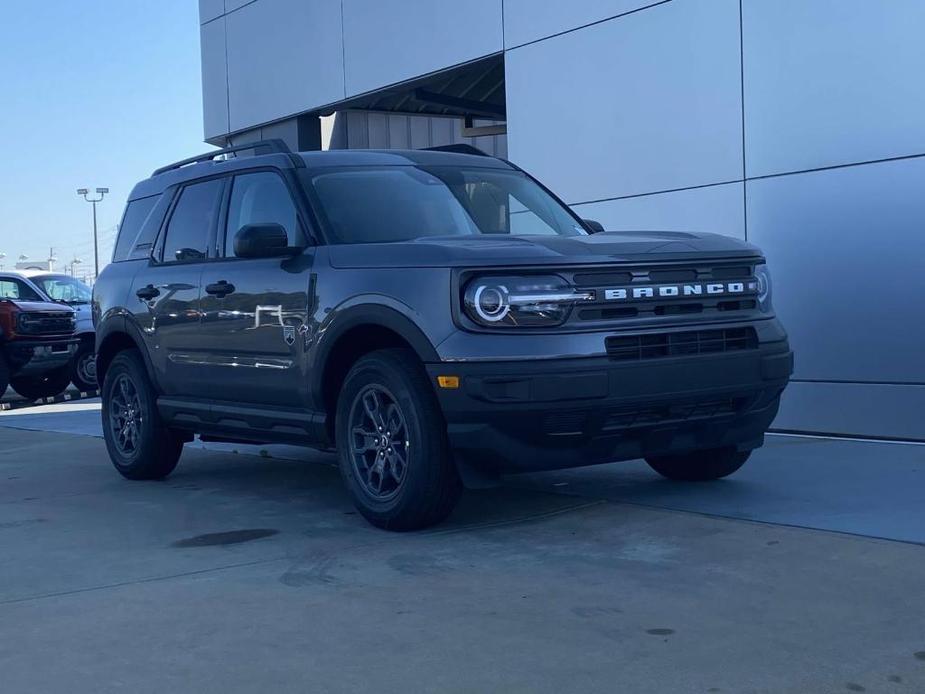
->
427, 339, 792, 477
6, 338, 78, 375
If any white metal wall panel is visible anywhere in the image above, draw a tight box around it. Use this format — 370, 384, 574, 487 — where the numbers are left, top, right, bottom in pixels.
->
743, 0, 925, 178
200, 18, 229, 140
506, 0, 742, 204
776, 382, 925, 441
747, 157, 925, 385
199, 0, 224, 24
388, 115, 410, 149
503, 0, 665, 48
342, 0, 503, 97
571, 183, 745, 239
226, 0, 344, 133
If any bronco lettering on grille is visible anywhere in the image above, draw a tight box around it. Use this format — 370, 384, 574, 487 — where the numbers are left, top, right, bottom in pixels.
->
603, 281, 757, 302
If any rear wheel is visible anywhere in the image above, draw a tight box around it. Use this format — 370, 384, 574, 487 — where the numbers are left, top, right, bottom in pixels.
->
335, 348, 461, 531
102, 350, 182, 480
70, 340, 97, 391
645, 447, 751, 481
10, 366, 71, 401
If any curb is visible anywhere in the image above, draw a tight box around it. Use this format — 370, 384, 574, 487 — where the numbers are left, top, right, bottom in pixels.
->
0, 389, 101, 412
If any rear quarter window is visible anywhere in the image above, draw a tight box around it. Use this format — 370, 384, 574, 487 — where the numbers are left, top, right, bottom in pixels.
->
111, 195, 161, 262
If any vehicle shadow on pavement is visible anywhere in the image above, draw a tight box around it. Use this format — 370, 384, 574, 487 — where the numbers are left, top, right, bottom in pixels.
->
160, 444, 600, 534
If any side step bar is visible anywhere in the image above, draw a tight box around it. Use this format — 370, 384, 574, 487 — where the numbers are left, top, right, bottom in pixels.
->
158, 397, 327, 447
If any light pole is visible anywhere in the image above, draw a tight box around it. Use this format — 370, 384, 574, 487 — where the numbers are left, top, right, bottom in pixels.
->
70, 257, 82, 278
77, 187, 109, 279
0, 252, 5, 271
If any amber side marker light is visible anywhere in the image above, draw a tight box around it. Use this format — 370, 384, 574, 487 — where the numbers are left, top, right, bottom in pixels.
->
437, 376, 460, 389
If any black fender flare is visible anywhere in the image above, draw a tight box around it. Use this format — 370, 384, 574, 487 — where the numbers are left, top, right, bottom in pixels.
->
309, 302, 439, 407
95, 315, 162, 392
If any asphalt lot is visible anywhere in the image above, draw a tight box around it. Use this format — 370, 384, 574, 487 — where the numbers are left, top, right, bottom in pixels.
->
1, 401, 924, 693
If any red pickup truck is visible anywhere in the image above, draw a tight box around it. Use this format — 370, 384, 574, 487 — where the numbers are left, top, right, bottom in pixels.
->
0, 275, 77, 400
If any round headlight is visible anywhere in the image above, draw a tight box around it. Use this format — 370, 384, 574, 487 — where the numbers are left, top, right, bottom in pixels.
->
463, 275, 593, 328
754, 263, 773, 311
472, 284, 510, 322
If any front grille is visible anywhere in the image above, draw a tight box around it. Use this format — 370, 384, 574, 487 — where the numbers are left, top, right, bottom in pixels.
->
18, 312, 75, 335
600, 397, 747, 432
541, 396, 751, 436
605, 327, 758, 362
564, 262, 760, 328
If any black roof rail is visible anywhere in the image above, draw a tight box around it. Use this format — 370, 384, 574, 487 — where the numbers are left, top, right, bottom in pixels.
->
151, 139, 293, 177
422, 144, 490, 157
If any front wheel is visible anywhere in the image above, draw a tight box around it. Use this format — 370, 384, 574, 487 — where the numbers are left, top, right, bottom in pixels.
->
102, 350, 183, 480
70, 340, 98, 391
645, 447, 751, 481
335, 348, 461, 531
10, 366, 71, 401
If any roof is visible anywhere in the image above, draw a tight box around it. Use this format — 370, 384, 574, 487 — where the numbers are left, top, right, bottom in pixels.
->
129, 147, 513, 201
297, 148, 513, 170
15, 269, 70, 279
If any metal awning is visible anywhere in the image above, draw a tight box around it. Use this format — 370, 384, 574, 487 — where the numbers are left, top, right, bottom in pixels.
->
325, 53, 505, 120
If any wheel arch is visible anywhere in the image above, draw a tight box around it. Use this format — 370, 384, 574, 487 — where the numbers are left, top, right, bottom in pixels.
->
95, 320, 160, 392
313, 304, 439, 440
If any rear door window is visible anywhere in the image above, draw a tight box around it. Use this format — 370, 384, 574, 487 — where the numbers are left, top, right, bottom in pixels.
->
161, 179, 224, 263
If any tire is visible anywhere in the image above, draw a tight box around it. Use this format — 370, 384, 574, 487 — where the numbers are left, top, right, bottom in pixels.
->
70, 339, 98, 391
0, 353, 9, 396
335, 348, 462, 531
101, 350, 183, 480
10, 366, 71, 401
645, 447, 751, 481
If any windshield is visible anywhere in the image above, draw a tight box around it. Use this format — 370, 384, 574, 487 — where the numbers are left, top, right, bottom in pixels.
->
307, 166, 588, 244
0, 277, 44, 302
33, 275, 92, 304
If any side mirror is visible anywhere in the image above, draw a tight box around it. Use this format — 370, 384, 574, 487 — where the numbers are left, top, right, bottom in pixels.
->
233, 223, 299, 258
583, 219, 605, 234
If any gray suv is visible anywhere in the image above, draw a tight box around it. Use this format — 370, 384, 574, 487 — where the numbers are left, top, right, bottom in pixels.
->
94, 141, 792, 530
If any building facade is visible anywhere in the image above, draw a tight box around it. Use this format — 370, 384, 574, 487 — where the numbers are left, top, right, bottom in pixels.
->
199, 0, 925, 440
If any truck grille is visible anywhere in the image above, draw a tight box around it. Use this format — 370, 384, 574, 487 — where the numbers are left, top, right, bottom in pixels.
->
18, 311, 76, 336
599, 396, 747, 432
605, 327, 758, 362
561, 261, 761, 329
542, 396, 751, 435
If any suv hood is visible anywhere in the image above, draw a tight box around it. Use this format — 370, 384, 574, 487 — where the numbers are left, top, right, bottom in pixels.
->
1, 299, 76, 314
328, 231, 762, 269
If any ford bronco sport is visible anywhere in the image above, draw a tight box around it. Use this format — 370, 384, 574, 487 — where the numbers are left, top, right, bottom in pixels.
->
94, 141, 792, 530
0, 273, 77, 399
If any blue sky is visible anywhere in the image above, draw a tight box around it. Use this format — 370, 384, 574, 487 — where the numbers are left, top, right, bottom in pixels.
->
0, 1, 210, 277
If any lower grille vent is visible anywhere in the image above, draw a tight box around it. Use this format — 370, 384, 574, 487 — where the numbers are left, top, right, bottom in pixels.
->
605, 327, 758, 362
600, 398, 746, 432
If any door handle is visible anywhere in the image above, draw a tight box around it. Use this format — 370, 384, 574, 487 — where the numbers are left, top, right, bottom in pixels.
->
205, 280, 235, 297
136, 284, 160, 300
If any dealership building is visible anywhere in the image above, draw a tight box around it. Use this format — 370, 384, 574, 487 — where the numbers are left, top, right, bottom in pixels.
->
198, 0, 924, 441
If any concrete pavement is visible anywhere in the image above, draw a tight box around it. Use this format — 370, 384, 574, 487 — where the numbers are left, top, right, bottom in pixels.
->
4, 400, 925, 542
1, 419, 925, 692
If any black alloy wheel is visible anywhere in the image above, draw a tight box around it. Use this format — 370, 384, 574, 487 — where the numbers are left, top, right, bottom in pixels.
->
348, 384, 410, 500
101, 350, 183, 480
108, 373, 143, 456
